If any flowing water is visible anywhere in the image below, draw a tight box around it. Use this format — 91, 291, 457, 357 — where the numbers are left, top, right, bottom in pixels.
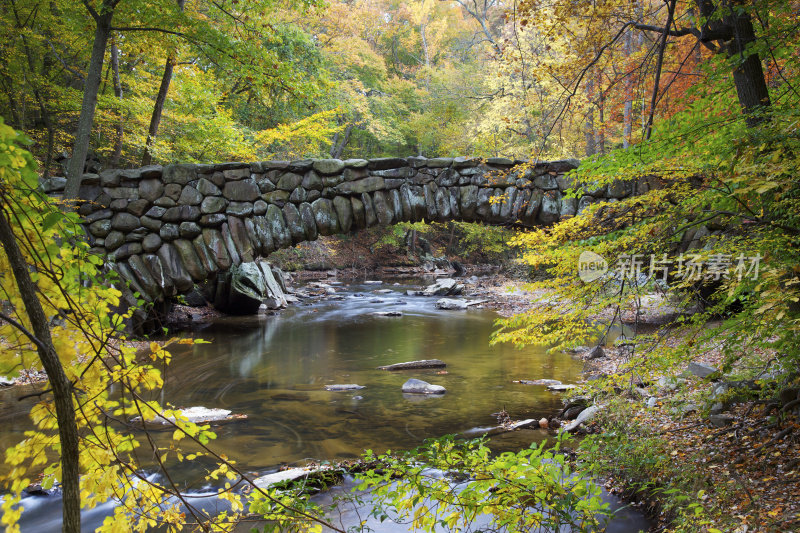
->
154, 278, 583, 469
1, 277, 650, 531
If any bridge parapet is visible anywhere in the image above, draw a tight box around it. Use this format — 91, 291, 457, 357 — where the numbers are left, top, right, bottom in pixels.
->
43, 156, 639, 303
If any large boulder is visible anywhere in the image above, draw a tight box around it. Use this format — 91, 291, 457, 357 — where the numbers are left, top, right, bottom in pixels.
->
423, 278, 464, 296
213, 262, 288, 314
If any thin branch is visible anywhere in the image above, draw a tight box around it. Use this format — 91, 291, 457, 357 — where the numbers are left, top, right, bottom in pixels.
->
46, 40, 86, 81
0, 311, 48, 353
82, 0, 99, 21
110, 26, 185, 37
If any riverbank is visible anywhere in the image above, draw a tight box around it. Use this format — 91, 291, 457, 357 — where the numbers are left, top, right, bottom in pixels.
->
461, 275, 800, 531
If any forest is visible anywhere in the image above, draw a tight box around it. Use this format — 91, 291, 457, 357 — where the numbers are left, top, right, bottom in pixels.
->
1, 0, 799, 532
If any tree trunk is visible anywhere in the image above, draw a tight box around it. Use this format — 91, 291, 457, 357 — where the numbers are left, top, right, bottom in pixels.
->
329, 132, 339, 158
330, 123, 353, 159
141, 55, 175, 166
63, 8, 114, 199
694, 0, 771, 126
597, 73, 606, 154
726, 9, 771, 126
583, 79, 596, 156
644, 0, 677, 141
622, 30, 633, 148
420, 13, 431, 68
0, 207, 81, 533
110, 37, 123, 167
141, 0, 185, 166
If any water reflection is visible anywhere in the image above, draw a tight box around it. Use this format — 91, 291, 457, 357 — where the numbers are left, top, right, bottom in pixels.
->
154, 280, 585, 470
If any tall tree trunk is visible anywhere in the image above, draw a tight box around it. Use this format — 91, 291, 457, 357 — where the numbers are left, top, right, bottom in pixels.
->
584, 80, 596, 156
141, 0, 185, 166
141, 56, 175, 166
64, 7, 114, 200
330, 123, 354, 159
110, 37, 123, 167
725, 8, 771, 126
0, 207, 81, 533
694, 0, 771, 126
644, 0, 677, 141
622, 30, 633, 148
597, 73, 606, 154
329, 132, 340, 158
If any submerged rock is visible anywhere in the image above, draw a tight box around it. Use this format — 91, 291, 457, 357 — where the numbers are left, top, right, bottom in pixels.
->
401, 378, 446, 394
514, 379, 562, 386
270, 392, 310, 402
373, 311, 402, 317
324, 384, 366, 391
378, 359, 446, 371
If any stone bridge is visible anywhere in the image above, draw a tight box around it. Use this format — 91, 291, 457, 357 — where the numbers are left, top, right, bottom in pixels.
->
48, 156, 641, 305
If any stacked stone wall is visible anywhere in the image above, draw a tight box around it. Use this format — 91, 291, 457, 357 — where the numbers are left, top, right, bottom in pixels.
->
42, 156, 643, 302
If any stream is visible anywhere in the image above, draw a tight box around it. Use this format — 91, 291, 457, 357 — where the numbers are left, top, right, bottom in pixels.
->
1, 277, 651, 532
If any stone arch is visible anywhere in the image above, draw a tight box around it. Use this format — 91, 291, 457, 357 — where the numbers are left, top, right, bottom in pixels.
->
44, 155, 643, 304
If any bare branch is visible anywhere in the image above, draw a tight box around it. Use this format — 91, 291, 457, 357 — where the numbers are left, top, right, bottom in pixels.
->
110, 26, 185, 37
0, 311, 48, 353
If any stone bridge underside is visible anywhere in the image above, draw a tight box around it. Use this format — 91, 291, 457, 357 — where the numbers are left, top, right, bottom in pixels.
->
64, 156, 638, 303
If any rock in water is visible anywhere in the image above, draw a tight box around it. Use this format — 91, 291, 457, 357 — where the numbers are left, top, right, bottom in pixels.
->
253, 467, 328, 489
539, 418, 549, 429
435, 298, 467, 310
213, 261, 287, 314
563, 405, 600, 432
422, 278, 464, 296
401, 378, 446, 394
373, 311, 402, 317
222, 263, 266, 314
259, 262, 288, 309
547, 384, 577, 392
131, 406, 246, 426
324, 384, 366, 391
435, 298, 487, 310
514, 379, 562, 386
378, 359, 446, 371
